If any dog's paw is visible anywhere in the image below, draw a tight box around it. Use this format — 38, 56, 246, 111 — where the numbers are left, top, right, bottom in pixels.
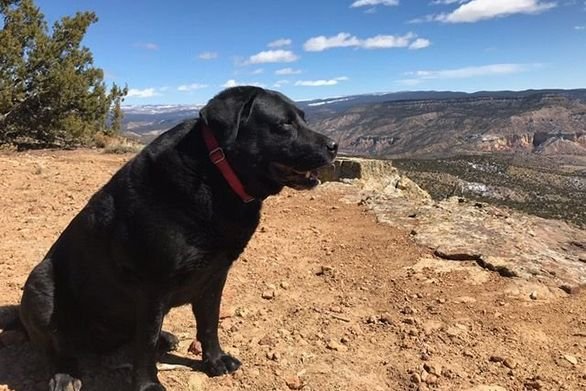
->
49, 373, 82, 391
203, 353, 241, 377
136, 382, 166, 391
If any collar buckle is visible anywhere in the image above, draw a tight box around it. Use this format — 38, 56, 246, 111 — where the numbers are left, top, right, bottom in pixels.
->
208, 147, 226, 164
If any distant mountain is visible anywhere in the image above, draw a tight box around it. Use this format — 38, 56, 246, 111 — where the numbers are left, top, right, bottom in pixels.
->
122, 89, 586, 157
122, 104, 201, 141
311, 91, 586, 158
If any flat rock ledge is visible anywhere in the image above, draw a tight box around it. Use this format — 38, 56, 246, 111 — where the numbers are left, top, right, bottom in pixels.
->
319, 157, 586, 291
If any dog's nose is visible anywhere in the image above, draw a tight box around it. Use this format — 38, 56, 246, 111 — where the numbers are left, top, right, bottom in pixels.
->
326, 140, 338, 158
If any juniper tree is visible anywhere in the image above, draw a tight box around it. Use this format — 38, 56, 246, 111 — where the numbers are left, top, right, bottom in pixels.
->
0, 0, 127, 147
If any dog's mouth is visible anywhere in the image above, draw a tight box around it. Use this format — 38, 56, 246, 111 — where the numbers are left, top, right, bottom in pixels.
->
269, 163, 324, 190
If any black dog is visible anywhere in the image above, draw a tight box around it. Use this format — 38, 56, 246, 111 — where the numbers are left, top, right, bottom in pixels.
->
18, 86, 337, 391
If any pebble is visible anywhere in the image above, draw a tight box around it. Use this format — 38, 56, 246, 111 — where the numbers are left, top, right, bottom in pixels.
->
285, 375, 304, 390
188, 340, 202, 356
529, 291, 538, 300
379, 312, 393, 324
560, 284, 580, 294
401, 306, 417, 315
266, 351, 281, 361
489, 355, 505, 363
326, 339, 348, 352
261, 290, 276, 300
410, 373, 422, 384
423, 362, 443, 377
563, 354, 578, 365
503, 358, 517, 369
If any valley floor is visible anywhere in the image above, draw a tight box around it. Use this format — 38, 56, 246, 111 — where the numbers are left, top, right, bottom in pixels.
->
0, 150, 585, 390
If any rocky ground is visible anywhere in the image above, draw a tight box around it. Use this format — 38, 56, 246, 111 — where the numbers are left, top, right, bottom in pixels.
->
0, 150, 585, 391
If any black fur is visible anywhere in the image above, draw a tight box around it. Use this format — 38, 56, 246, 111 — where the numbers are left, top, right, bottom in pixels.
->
18, 86, 337, 391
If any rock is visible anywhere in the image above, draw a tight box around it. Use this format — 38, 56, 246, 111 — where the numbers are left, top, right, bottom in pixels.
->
402, 317, 417, 325
326, 339, 348, 352
280, 281, 290, 289
424, 373, 439, 385
529, 291, 538, 300
315, 265, 335, 276
524, 379, 543, 390
262, 290, 276, 300
266, 351, 281, 361
285, 375, 304, 390
410, 373, 422, 384
503, 358, 517, 369
188, 340, 202, 356
258, 335, 276, 346
563, 354, 578, 365
401, 306, 417, 315
379, 312, 393, 324
445, 324, 468, 338
489, 355, 505, 363
188, 373, 207, 391
423, 362, 443, 377
560, 284, 580, 294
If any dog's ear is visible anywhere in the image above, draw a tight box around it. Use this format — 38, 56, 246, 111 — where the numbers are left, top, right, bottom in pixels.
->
199, 86, 261, 145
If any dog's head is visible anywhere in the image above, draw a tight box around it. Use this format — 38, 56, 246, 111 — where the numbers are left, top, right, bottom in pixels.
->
199, 86, 337, 198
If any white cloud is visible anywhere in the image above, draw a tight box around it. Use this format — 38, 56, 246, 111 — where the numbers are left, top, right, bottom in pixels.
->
127, 88, 159, 98
304, 33, 360, 51
430, 0, 466, 5
436, 0, 557, 23
223, 80, 239, 88
246, 50, 299, 64
409, 38, 431, 49
399, 63, 538, 84
351, 0, 399, 7
275, 67, 302, 75
251, 68, 264, 75
273, 80, 290, 88
268, 38, 292, 48
361, 33, 415, 48
135, 42, 159, 50
303, 32, 429, 51
295, 76, 349, 87
177, 83, 208, 92
222, 80, 265, 88
198, 52, 218, 60
575, 25, 586, 30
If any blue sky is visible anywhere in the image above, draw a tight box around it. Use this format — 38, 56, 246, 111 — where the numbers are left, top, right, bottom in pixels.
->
35, 0, 586, 105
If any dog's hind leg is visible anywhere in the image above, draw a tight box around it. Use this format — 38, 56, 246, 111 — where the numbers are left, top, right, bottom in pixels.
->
131, 294, 168, 391
191, 267, 241, 377
20, 258, 83, 391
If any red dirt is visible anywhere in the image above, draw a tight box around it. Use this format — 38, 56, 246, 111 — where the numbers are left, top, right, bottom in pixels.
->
0, 150, 585, 391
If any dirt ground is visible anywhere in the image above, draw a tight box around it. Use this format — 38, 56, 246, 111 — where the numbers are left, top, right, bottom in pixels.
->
0, 150, 585, 391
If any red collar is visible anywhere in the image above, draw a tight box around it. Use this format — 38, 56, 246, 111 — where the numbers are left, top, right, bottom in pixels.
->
201, 124, 255, 203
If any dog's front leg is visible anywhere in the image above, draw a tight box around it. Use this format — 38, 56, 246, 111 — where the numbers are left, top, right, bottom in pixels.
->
132, 294, 167, 391
192, 268, 241, 377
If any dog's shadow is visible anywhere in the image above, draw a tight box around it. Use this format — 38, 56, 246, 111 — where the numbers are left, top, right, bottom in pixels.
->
0, 305, 204, 391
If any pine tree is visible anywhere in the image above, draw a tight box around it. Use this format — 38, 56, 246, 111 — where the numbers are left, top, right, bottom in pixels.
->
0, 0, 127, 147
107, 83, 128, 135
